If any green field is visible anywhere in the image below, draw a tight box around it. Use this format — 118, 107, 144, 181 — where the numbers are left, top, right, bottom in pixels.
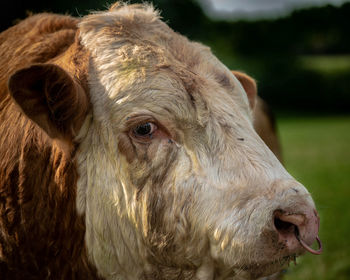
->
276, 116, 350, 280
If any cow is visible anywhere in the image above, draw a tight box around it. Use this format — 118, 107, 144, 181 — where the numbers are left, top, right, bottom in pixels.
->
0, 3, 321, 280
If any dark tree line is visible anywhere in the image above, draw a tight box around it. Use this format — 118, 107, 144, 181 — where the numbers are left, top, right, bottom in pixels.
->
1, 0, 349, 113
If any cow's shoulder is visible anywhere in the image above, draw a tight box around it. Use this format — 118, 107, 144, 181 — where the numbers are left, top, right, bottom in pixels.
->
0, 13, 97, 278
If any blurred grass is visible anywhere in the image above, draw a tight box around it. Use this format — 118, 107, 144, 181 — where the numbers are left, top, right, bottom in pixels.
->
299, 55, 350, 75
277, 115, 350, 280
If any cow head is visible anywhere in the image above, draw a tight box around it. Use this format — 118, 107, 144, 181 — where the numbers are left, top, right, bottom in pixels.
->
8, 3, 320, 279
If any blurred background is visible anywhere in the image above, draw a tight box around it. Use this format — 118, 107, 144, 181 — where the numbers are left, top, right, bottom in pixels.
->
1, 1, 349, 279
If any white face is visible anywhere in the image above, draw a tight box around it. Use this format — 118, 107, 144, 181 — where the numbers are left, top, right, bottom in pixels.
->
75, 4, 317, 280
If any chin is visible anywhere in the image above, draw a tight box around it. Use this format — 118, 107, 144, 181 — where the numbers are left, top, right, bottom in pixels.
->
234, 254, 297, 279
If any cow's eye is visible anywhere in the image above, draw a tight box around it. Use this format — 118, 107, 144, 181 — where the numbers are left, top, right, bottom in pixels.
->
133, 122, 157, 138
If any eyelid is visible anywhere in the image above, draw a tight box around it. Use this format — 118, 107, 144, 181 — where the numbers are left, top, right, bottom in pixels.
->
146, 122, 157, 133
125, 114, 156, 130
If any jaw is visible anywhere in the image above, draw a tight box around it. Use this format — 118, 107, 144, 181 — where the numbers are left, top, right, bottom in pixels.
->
194, 255, 295, 280
234, 256, 295, 279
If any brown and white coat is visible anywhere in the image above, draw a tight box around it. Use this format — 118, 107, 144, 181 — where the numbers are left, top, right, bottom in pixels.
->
0, 3, 319, 280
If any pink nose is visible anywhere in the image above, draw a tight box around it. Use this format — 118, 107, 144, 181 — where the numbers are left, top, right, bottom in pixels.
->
274, 209, 322, 255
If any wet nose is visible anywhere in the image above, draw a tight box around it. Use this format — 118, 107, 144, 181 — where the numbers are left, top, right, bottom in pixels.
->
273, 209, 322, 255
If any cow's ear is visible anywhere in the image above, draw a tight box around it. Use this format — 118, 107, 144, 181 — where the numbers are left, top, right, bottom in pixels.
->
8, 63, 89, 140
231, 71, 257, 110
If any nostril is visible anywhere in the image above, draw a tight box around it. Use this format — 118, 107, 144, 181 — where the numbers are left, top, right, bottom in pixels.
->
274, 211, 305, 227
273, 211, 305, 238
274, 217, 296, 235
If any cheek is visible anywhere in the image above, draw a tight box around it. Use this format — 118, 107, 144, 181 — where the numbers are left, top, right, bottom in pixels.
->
117, 133, 178, 192
118, 133, 136, 163
147, 137, 175, 160
118, 132, 175, 163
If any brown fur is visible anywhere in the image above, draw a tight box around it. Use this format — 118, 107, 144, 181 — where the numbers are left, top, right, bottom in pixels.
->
231, 71, 257, 109
0, 14, 99, 279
